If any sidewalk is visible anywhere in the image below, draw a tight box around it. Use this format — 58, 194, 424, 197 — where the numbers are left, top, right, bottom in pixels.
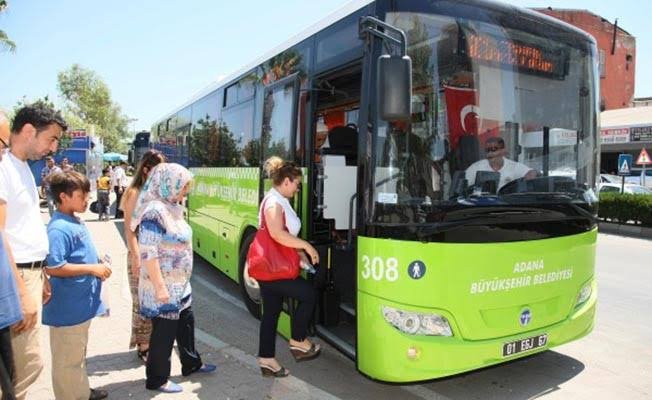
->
27, 200, 339, 400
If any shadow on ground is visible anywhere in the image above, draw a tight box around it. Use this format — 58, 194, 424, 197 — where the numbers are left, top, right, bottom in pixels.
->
409, 350, 585, 400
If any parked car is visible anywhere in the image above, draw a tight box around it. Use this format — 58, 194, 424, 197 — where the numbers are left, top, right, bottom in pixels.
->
624, 168, 652, 188
598, 182, 652, 195
600, 174, 621, 184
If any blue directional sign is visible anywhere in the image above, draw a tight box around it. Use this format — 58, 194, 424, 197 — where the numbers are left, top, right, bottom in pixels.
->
618, 154, 633, 176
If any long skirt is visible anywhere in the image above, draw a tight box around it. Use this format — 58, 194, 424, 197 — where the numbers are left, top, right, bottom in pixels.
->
128, 252, 152, 348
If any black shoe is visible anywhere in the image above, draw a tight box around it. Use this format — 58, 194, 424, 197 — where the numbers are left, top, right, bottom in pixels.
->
289, 342, 321, 362
89, 388, 108, 400
260, 364, 290, 378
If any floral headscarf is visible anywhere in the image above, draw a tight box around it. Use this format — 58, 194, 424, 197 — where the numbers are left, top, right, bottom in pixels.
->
130, 163, 193, 234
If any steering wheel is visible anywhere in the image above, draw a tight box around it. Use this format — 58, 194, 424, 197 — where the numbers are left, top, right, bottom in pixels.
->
498, 177, 529, 195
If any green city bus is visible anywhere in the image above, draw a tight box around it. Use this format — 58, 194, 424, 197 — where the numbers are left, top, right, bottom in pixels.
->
151, 0, 599, 383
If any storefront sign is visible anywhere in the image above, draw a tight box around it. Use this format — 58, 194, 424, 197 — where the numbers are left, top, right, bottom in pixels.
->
630, 126, 652, 142
600, 128, 629, 144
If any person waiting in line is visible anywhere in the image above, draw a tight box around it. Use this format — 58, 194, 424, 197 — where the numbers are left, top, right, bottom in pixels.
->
43, 171, 111, 400
118, 150, 165, 363
131, 163, 215, 394
96, 168, 112, 221
0, 103, 66, 400
0, 124, 25, 400
465, 136, 536, 190
0, 231, 22, 400
41, 156, 62, 217
249, 156, 321, 378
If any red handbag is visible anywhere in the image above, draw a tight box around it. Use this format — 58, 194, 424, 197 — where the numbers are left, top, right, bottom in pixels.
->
246, 198, 300, 281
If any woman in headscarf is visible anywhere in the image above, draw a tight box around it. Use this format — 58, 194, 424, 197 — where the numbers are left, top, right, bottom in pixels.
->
131, 163, 215, 394
120, 149, 165, 363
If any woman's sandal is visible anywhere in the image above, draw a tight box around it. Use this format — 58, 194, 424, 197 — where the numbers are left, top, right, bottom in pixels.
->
289, 342, 321, 362
137, 347, 149, 363
259, 364, 290, 378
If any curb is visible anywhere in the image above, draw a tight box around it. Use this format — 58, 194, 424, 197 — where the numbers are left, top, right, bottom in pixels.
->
599, 221, 652, 240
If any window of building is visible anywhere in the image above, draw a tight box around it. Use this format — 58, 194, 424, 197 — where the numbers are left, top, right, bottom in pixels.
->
599, 49, 606, 78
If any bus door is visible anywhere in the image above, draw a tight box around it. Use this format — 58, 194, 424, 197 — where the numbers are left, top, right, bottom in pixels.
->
310, 64, 363, 358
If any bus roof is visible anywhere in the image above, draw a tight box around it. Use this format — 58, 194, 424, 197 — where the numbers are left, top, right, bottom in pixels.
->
155, 0, 596, 127
156, 0, 374, 124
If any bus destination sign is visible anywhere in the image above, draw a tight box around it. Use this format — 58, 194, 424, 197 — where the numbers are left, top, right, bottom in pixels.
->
466, 32, 567, 78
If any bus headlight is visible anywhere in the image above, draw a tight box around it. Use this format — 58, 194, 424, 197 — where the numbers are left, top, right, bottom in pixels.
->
575, 281, 592, 307
382, 306, 453, 336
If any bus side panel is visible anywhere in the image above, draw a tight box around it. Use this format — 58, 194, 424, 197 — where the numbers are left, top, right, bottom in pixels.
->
189, 167, 260, 280
189, 213, 221, 267
356, 230, 597, 382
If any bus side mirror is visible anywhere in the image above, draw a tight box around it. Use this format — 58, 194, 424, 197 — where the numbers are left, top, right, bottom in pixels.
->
378, 55, 412, 121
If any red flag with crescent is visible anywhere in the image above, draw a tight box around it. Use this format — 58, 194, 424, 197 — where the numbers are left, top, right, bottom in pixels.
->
444, 86, 478, 149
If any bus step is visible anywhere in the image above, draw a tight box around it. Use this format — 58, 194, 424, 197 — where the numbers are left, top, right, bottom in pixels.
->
339, 302, 356, 317
315, 324, 355, 360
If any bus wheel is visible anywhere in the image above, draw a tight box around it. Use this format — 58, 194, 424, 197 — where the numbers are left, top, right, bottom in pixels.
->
238, 232, 261, 319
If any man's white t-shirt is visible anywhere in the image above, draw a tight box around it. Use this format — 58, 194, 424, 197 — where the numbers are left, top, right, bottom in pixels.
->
466, 158, 533, 189
111, 166, 127, 188
0, 152, 49, 262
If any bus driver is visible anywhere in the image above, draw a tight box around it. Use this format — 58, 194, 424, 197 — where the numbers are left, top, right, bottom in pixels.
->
465, 136, 536, 191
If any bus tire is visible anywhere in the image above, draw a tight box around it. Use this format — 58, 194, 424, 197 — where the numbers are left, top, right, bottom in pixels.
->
238, 231, 261, 319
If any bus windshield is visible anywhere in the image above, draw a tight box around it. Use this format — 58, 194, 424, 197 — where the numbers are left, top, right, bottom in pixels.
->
371, 10, 599, 233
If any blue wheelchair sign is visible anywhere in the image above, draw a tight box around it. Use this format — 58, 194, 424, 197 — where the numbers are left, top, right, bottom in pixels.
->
618, 154, 633, 176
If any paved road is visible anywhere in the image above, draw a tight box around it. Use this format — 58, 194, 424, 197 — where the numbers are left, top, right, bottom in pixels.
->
188, 232, 652, 400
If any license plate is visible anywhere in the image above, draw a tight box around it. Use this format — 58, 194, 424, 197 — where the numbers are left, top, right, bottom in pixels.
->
502, 334, 548, 357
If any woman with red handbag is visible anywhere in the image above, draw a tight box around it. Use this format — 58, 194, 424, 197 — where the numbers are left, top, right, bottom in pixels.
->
248, 156, 321, 378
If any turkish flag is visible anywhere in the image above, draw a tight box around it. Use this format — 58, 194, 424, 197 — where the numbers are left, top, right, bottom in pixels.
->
444, 85, 502, 150
444, 86, 478, 149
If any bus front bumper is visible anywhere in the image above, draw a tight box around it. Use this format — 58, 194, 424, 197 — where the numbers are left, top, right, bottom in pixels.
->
356, 285, 596, 383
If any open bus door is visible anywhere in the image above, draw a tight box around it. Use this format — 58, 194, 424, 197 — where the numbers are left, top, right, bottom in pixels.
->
309, 64, 363, 358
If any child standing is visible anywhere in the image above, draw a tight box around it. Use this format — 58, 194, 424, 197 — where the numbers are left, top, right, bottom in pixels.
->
96, 168, 111, 221
43, 171, 111, 400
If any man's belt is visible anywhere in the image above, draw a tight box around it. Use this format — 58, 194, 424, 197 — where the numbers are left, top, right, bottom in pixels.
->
16, 260, 47, 269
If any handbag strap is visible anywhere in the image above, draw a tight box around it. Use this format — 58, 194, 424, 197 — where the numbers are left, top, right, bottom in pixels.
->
259, 195, 287, 232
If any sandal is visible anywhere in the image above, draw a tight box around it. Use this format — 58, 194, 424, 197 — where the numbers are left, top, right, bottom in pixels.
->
289, 342, 321, 362
259, 364, 289, 378
137, 347, 149, 363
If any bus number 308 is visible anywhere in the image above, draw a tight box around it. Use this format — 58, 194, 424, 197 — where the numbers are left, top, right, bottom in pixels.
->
361, 255, 399, 282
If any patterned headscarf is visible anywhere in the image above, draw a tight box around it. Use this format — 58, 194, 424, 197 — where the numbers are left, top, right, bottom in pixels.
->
130, 163, 194, 234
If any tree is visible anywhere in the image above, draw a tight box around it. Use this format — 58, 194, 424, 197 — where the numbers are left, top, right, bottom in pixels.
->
0, 0, 16, 53
57, 64, 130, 152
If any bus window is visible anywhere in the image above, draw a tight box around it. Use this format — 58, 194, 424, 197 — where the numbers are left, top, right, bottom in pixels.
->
372, 11, 598, 226
190, 92, 220, 167
262, 79, 297, 162
221, 100, 255, 166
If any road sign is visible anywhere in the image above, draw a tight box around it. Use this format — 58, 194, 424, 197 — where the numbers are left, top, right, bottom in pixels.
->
636, 148, 651, 165
618, 154, 633, 176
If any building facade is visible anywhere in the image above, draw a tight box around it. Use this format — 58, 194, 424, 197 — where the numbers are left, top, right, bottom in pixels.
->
534, 8, 636, 111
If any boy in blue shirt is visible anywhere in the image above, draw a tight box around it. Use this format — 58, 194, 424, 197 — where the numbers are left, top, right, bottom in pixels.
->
43, 171, 111, 400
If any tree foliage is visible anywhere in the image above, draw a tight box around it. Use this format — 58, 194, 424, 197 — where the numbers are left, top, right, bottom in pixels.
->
0, 0, 17, 53
57, 64, 130, 152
